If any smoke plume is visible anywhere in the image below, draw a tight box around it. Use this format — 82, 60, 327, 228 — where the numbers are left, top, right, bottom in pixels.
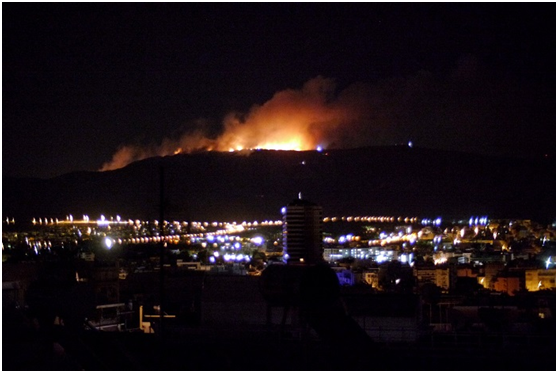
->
100, 76, 377, 171
101, 58, 544, 171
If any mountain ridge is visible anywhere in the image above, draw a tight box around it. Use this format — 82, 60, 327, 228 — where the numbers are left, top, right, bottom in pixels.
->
3, 146, 555, 223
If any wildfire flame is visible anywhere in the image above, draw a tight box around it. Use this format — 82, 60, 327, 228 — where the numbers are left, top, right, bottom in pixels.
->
100, 76, 375, 171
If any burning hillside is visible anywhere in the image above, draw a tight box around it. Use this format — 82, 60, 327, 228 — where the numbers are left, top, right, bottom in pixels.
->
100, 76, 377, 171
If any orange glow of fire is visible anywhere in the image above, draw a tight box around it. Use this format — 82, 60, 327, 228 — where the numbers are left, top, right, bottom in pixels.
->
254, 137, 306, 151
225, 136, 308, 152
100, 76, 372, 171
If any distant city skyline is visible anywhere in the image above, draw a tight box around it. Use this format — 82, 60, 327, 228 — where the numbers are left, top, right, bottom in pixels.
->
3, 3, 555, 178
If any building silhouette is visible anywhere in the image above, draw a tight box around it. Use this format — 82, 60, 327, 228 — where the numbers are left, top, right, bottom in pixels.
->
282, 196, 323, 264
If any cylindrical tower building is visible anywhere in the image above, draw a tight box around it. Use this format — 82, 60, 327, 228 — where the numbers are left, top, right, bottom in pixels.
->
282, 197, 323, 264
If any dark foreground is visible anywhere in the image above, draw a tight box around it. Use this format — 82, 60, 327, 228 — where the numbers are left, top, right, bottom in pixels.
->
3, 307, 555, 371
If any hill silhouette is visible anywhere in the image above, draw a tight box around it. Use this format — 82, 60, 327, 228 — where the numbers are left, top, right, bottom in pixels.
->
3, 146, 555, 223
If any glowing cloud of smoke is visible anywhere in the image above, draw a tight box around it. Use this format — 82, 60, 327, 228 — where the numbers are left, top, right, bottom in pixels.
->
100, 76, 376, 171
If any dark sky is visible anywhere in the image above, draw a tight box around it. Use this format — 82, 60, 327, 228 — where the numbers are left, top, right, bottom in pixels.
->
3, 3, 556, 178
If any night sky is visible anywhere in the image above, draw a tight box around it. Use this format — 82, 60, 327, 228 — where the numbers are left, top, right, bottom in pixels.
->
3, 3, 555, 179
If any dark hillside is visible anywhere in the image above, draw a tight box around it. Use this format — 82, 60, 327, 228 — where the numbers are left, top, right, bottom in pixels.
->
3, 147, 555, 223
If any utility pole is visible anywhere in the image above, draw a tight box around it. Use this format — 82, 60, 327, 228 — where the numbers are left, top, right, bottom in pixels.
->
159, 165, 165, 343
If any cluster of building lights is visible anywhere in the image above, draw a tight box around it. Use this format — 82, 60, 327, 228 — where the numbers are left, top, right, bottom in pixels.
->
11, 212, 557, 273
421, 217, 443, 226
469, 216, 489, 226
29, 214, 424, 244
32, 215, 283, 230
103, 231, 267, 264
370, 232, 418, 247
30, 214, 424, 228
23, 237, 53, 255
326, 247, 418, 266
324, 216, 418, 223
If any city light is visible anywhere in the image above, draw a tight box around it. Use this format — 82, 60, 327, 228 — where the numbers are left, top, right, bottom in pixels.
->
251, 236, 264, 245
6, 213, 555, 287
